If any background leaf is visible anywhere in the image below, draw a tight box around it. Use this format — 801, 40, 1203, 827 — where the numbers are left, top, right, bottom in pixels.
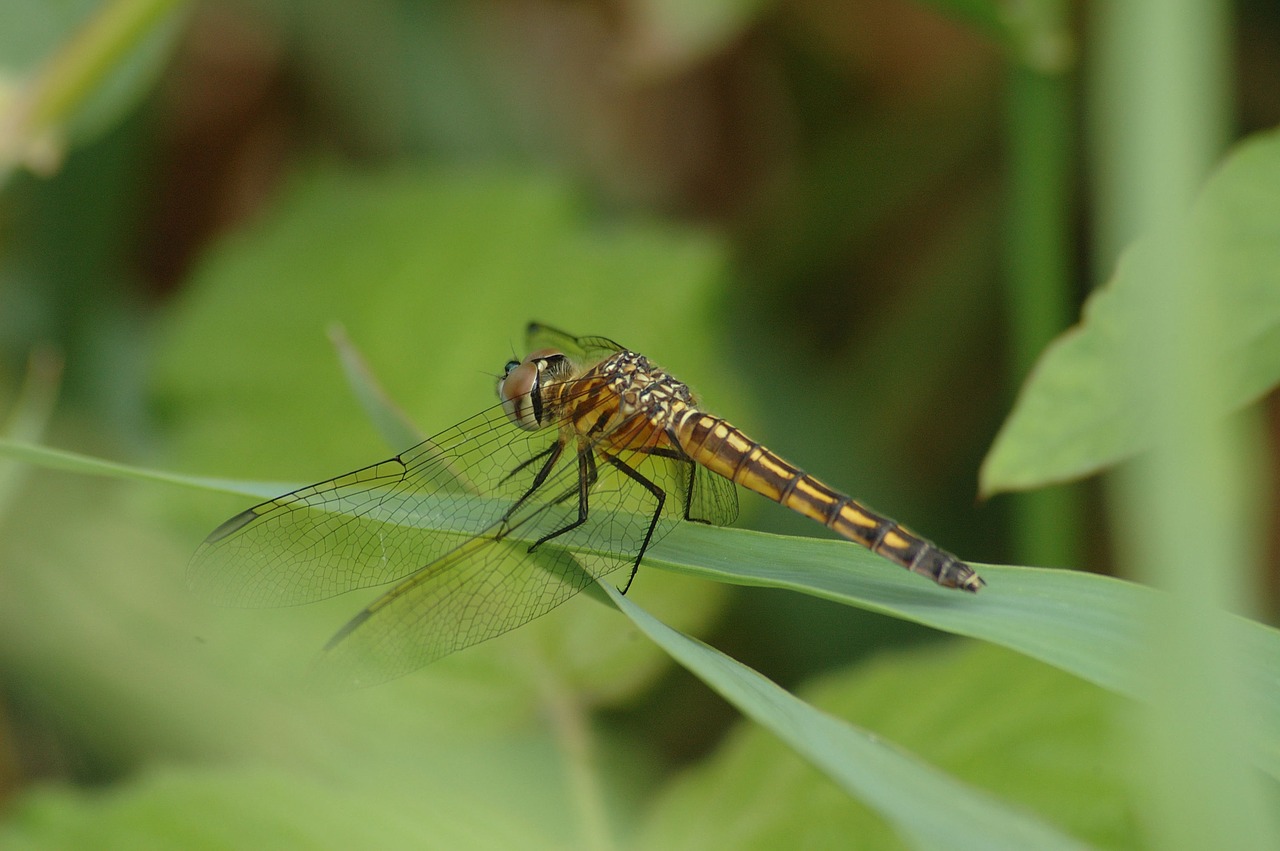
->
0, 0, 188, 179
610, 588, 1092, 850
621, 0, 778, 73
0, 764, 571, 850
638, 642, 1132, 850
153, 165, 741, 482
981, 129, 1280, 495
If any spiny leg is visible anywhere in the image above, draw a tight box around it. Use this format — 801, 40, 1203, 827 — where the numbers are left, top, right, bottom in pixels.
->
502, 440, 560, 487
640, 445, 698, 521
512, 405, 619, 539
500, 450, 599, 542
497, 438, 565, 537
527, 447, 597, 552
601, 453, 667, 593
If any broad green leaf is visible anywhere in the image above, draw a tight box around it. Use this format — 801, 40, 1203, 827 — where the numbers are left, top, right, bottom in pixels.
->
639, 642, 1131, 849
982, 129, 1280, 495
611, 589, 1090, 850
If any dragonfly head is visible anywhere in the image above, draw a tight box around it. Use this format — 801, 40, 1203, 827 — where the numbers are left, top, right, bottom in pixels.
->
498, 348, 573, 430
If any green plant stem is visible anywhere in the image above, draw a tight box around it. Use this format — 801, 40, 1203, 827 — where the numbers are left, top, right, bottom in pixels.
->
1004, 54, 1080, 569
1091, 1, 1279, 849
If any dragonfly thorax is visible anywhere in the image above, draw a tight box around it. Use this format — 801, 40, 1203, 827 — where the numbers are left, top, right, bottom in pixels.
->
589, 351, 698, 430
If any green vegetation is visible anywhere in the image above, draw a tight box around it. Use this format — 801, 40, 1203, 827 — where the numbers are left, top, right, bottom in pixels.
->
2, 1, 1278, 848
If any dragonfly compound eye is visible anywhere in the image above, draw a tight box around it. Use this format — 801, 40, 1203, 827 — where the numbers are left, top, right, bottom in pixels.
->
498, 358, 543, 430
498, 349, 571, 431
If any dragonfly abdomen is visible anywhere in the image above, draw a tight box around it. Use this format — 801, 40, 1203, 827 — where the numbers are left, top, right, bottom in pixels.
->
673, 412, 983, 592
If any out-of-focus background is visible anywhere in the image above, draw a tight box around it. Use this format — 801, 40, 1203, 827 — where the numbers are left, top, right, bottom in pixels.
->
1, 1, 1278, 847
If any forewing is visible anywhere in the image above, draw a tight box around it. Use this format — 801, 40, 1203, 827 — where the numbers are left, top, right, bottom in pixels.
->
525, 322, 625, 365
311, 430, 702, 686
312, 537, 596, 687
188, 400, 572, 607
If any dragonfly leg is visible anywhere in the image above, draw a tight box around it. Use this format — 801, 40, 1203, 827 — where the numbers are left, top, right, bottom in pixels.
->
502, 440, 561, 487
497, 438, 566, 537
527, 447, 597, 552
637, 445, 699, 521
601, 453, 666, 593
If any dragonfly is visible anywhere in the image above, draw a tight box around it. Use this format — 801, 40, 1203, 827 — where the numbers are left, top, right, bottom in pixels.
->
190, 323, 982, 687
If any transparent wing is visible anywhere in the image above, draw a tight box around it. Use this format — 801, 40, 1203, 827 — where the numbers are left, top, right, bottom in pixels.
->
685, 463, 739, 526
311, 435, 701, 687
525, 322, 625, 365
189, 382, 709, 685
188, 399, 559, 607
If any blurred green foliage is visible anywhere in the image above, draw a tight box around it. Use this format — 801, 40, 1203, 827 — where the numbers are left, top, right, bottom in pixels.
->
984, 130, 1280, 494
639, 643, 1135, 850
2, 0, 1279, 848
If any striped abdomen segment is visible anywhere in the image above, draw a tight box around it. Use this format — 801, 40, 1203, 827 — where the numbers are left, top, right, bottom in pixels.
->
672, 412, 983, 592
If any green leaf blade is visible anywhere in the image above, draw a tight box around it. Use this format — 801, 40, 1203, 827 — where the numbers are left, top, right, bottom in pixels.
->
647, 523, 1280, 783
608, 586, 1092, 850
4, 435, 1278, 784
981, 129, 1280, 495
0, 438, 289, 500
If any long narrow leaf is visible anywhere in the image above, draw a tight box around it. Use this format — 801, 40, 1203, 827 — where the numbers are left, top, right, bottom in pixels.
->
328, 323, 425, 452
3, 437, 1277, 782
604, 585, 1090, 851
0, 438, 287, 499
647, 523, 1280, 783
